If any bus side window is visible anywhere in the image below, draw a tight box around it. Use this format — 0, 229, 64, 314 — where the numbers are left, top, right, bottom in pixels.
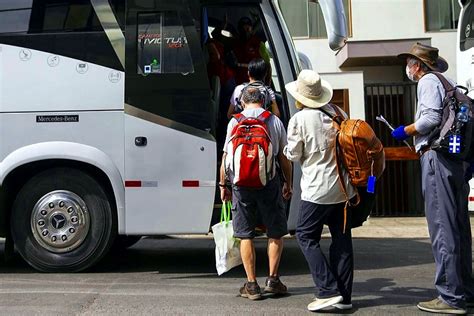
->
0, 3, 31, 34
137, 11, 194, 75
29, 0, 101, 33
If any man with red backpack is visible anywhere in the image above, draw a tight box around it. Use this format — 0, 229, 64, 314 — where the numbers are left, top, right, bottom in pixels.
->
219, 87, 292, 300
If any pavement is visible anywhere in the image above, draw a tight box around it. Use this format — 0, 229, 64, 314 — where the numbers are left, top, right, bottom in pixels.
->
0, 217, 472, 315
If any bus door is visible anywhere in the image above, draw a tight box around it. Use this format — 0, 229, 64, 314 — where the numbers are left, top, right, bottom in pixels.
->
123, 0, 216, 234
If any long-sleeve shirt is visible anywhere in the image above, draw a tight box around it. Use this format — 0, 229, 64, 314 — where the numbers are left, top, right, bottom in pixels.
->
284, 105, 356, 204
414, 73, 455, 152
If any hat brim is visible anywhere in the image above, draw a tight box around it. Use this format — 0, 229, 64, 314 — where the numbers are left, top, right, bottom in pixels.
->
285, 79, 333, 109
397, 53, 449, 73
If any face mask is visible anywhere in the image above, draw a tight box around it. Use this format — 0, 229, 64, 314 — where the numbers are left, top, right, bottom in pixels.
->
406, 65, 416, 82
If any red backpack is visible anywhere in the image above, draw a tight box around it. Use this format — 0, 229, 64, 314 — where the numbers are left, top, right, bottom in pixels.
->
226, 111, 275, 188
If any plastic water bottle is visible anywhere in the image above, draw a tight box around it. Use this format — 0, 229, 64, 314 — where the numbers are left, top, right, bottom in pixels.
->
457, 104, 469, 123
455, 104, 469, 133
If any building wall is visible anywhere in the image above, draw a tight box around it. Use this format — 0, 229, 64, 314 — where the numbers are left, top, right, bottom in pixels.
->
292, 0, 458, 120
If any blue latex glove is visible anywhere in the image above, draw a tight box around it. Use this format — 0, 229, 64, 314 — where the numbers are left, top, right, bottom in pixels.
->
392, 125, 409, 141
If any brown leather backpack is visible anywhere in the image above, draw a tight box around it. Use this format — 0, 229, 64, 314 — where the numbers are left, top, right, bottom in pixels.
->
321, 104, 385, 187
320, 104, 385, 230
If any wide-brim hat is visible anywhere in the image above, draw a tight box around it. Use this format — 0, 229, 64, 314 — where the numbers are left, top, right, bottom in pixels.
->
285, 70, 333, 109
398, 42, 448, 73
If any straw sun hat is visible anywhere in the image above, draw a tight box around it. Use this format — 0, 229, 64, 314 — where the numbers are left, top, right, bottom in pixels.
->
285, 70, 333, 109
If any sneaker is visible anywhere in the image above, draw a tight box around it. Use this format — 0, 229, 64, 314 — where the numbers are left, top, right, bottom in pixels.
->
264, 276, 288, 295
307, 295, 343, 312
332, 302, 353, 310
417, 298, 467, 315
239, 281, 262, 300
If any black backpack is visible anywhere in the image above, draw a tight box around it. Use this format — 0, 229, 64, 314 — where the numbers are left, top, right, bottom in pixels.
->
427, 72, 474, 161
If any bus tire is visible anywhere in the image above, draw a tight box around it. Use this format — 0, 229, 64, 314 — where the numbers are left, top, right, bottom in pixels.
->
11, 167, 116, 272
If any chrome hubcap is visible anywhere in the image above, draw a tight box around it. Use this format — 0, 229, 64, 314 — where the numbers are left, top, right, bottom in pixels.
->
31, 190, 90, 253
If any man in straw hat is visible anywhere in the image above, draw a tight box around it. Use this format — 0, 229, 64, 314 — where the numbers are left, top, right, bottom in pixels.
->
393, 42, 474, 314
284, 69, 357, 312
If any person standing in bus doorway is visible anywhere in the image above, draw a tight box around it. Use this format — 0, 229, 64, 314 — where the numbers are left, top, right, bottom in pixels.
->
393, 43, 474, 315
227, 58, 281, 119
232, 17, 268, 85
219, 87, 293, 300
284, 70, 356, 312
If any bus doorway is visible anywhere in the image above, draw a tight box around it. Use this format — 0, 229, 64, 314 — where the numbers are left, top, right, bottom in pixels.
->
203, 4, 290, 149
202, 3, 293, 224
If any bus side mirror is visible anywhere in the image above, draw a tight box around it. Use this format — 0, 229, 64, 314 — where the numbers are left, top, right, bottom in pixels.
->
318, 0, 348, 52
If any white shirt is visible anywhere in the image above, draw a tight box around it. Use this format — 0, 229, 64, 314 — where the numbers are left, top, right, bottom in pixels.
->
284, 105, 356, 204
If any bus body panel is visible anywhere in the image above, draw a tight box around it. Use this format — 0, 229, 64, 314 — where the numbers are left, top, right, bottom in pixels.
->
124, 114, 216, 235
457, 1, 474, 211
0, 44, 124, 113
0, 115, 126, 233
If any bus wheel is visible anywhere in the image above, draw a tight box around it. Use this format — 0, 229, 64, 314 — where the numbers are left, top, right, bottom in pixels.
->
11, 168, 116, 272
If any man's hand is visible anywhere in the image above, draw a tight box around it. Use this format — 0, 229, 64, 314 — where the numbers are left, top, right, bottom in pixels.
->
392, 125, 409, 141
220, 186, 232, 202
282, 182, 293, 200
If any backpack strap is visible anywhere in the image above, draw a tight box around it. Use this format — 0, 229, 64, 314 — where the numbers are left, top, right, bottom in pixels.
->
334, 138, 360, 233
428, 72, 455, 92
426, 72, 459, 147
318, 104, 344, 126
256, 110, 272, 122
233, 113, 246, 123
320, 104, 360, 232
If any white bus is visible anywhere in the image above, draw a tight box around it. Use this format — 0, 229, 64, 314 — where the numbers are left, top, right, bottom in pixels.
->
457, 0, 474, 211
0, 0, 347, 272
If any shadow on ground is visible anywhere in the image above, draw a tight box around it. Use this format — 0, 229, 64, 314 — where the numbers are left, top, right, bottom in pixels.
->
0, 237, 435, 276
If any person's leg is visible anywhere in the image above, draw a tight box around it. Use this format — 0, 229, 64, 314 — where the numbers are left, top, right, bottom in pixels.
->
327, 202, 354, 305
257, 177, 287, 277
268, 238, 283, 277
231, 187, 261, 299
295, 200, 339, 298
241, 239, 257, 281
257, 177, 288, 294
421, 151, 466, 309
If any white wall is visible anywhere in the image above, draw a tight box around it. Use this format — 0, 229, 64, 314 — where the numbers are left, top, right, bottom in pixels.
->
322, 71, 365, 119
294, 0, 458, 79
350, 0, 425, 41
292, 0, 458, 120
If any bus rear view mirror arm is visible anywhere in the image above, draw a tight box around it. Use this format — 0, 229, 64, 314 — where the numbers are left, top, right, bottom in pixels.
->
317, 0, 348, 51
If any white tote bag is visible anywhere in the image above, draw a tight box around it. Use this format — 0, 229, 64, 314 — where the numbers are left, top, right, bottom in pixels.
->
212, 201, 242, 275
